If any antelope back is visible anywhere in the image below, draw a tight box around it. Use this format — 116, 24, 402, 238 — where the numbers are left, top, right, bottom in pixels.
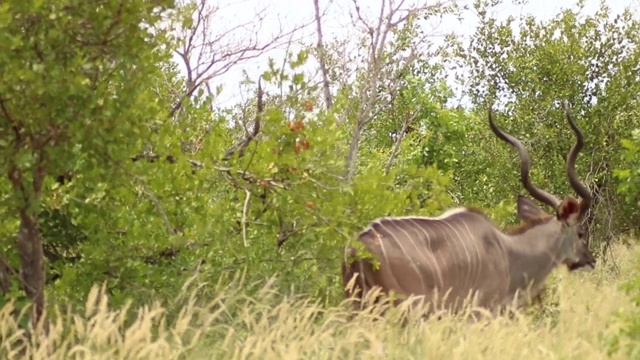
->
342, 210, 513, 313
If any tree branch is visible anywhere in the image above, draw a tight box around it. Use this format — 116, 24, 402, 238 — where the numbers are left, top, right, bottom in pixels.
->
170, 0, 311, 118
222, 78, 264, 161
385, 106, 421, 175
242, 188, 251, 247
313, 0, 333, 109
135, 177, 178, 235
344, 0, 416, 180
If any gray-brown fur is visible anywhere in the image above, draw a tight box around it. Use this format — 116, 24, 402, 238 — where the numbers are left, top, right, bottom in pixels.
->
344, 204, 582, 314
342, 103, 595, 315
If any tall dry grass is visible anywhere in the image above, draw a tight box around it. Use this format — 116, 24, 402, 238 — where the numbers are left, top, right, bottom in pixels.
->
0, 242, 638, 360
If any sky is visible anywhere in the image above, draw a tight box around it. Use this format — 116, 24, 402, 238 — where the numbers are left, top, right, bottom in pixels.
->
178, 0, 638, 108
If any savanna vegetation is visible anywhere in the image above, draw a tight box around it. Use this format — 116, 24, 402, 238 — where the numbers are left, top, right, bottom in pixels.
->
0, 0, 639, 358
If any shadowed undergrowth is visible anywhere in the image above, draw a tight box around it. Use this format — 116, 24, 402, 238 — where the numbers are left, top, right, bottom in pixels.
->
0, 242, 638, 360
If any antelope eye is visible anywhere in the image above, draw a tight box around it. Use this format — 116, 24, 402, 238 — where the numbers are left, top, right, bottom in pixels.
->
577, 229, 585, 238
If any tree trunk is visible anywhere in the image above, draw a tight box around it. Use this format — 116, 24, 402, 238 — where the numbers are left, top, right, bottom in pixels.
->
17, 209, 46, 328
8, 160, 47, 330
0, 256, 11, 295
345, 122, 363, 181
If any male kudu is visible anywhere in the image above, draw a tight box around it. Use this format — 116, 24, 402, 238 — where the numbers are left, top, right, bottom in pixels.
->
342, 103, 595, 316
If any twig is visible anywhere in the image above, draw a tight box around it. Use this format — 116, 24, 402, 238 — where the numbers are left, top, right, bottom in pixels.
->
130, 152, 289, 190
385, 105, 421, 175
116, 153, 178, 236
304, 176, 350, 190
344, 0, 425, 181
222, 78, 264, 161
171, 0, 312, 118
135, 177, 177, 235
0, 252, 26, 293
218, 256, 335, 272
213, 165, 288, 189
241, 139, 259, 179
242, 188, 251, 247
313, 0, 333, 109
276, 216, 307, 250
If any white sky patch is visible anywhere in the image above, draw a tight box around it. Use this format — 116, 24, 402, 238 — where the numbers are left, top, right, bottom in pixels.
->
174, 0, 635, 108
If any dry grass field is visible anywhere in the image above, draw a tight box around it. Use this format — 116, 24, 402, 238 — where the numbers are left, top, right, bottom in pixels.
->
0, 242, 638, 360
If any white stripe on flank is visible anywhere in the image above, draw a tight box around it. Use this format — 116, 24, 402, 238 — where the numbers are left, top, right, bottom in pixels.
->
459, 219, 482, 290
404, 219, 443, 292
383, 220, 427, 293
430, 220, 463, 290
443, 220, 473, 292
370, 222, 404, 292
407, 218, 444, 289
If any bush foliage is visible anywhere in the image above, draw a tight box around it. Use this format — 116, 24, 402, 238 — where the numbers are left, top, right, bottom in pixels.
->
0, 0, 640, 357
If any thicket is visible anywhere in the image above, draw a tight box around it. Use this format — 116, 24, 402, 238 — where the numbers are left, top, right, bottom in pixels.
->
1, 0, 640, 356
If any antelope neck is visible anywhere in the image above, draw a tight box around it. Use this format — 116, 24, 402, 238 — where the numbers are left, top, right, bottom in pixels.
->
500, 218, 564, 297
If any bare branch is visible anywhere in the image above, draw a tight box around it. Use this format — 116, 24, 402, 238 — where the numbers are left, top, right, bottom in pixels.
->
0, 97, 17, 125
171, 0, 311, 117
222, 78, 264, 161
242, 188, 251, 247
313, 0, 333, 109
344, 0, 417, 180
135, 177, 178, 235
341, 0, 456, 181
385, 106, 421, 175
276, 215, 306, 250
130, 151, 288, 190
0, 252, 23, 295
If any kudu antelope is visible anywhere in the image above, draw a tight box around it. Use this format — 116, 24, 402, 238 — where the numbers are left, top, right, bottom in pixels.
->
342, 104, 594, 316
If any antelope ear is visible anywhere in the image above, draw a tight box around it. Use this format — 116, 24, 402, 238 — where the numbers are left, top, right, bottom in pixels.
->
517, 195, 548, 221
557, 197, 580, 223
